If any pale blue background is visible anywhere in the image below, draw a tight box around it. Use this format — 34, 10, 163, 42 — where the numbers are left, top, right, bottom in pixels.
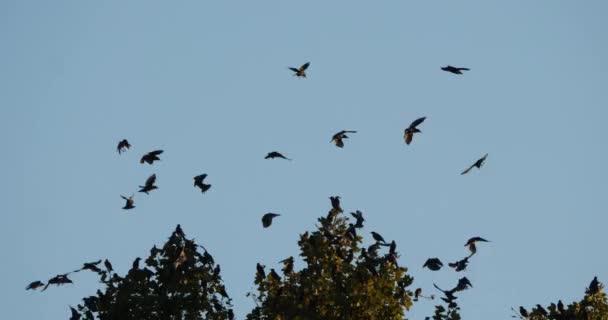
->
2, 1, 607, 319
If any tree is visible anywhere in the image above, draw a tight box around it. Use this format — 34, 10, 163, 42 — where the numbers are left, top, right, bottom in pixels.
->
245, 202, 415, 320
72, 225, 234, 320
515, 277, 607, 320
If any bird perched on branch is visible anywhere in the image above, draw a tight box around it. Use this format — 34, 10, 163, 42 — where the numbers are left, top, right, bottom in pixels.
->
461, 154, 488, 175
262, 213, 281, 228
139, 174, 158, 194
441, 65, 470, 75
265, 151, 292, 161
403, 117, 426, 145
140, 150, 163, 165
289, 62, 310, 78
331, 130, 357, 148
117, 139, 131, 154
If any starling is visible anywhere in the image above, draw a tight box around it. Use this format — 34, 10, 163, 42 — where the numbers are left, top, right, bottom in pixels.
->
193, 174, 212, 193
104, 259, 113, 272
121, 195, 135, 210
441, 65, 470, 75
262, 213, 281, 228
370, 231, 386, 244
289, 62, 310, 78
117, 139, 131, 154
138, 174, 158, 194
331, 130, 357, 148
403, 117, 426, 145
448, 256, 470, 272
265, 151, 292, 161
26, 280, 45, 290
140, 150, 163, 165
350, 210, 365, 228
423, 258, 444, 271
461, 154, 488, 175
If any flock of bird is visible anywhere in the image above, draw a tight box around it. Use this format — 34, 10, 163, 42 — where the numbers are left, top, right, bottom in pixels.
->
26, 63, 496, 317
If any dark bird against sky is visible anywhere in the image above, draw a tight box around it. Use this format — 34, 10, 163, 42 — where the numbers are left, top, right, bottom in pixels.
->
140, 150, 163, 165
193, 174, 212, 193
331, 130, 357, 148
139, 174, 158, 194
404, 117, 426, 145
441, 65, 470, 75
461, 153, 488, 175
289, 62, 310, 78
265, 151, 292, 161
262, 213, 280, 228
116, 139, 131, 154
121, 195, 135, 210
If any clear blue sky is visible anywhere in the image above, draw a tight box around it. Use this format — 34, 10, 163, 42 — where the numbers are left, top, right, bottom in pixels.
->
2, 1, 607, 319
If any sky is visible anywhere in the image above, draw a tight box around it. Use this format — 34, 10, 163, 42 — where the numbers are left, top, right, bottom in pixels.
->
2, 1, 607, 319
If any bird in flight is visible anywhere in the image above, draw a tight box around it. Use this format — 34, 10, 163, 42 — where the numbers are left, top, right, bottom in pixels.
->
262, 213, 281, 228
26, 280, 45, 291
117, 139, 131, 154
265, 151, 292, 161
461, 153, 488, 175
350, 210, 365, 228
448, 256, 470, 272
75, 260, 103, 273
465, 237, 490, 256
423, 258, 444, 271
331, 130, 357, 148
139, 174, 158, 194
121, 195, 135, 210
42, 274, 73, 291
403, 117, 426, 145
140, 150, 163, 165
441, 65, 470, 75
289, 62, 310, 78
193, 174, 212, 193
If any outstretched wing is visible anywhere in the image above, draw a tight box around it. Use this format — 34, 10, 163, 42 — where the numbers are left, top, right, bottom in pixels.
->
288, 67, 299, 73
461, 164, 474, 175
409, 117, 426, 128
150, 150, 164, 156
145, 174, 157, 186
300, 62, 310, 71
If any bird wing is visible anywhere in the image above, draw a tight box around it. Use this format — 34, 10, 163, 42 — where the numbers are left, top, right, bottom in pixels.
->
288, 67, 299, 73
461, 164, 474, 175
300, 62, 310, 71
409, 117, 426, 128
150, 150, 164, 156
459, 68, 470, 71
145, 174, 157, 186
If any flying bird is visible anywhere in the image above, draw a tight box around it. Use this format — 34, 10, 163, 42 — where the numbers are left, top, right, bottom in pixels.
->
262, 213, 281, 228
448, 256, 470, 272
461, 154, 488, 175
42, 274, 73, 291
26, 281, 45, 290
117, 139, 131, 154
140, 150, 163, 165
403, 117, 426, 145
121, 195, 135, 210
465, 236, 489, 256
289, 62, 310, 78
423, 258, 444, 271
331, 130, 357, 148
454, 277, 473, 292
265, 151, 292, 161
441, 65, 470, 75
193, 174, 212, 193
350, 210, 365, 228
138, 174, 158, 194
76, 260, 103, 273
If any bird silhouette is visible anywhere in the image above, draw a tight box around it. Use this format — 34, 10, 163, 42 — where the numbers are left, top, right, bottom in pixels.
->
557, 300, 564, 313
350, 210, 365, 228
132, 257, 141, 270
535, 304, 548, 316
117, 139, 131, 154
280, 256, 294, 274
104, 259, 113, 272
269, 268, 281, 281
262, 213, 281, 228
519, 306, 528, 318
403, 117, 426, 145
331, 130, 357, 148
589, 276, 600, 294
289, 62, 310, 78
256, 263, 266, 279
441, 65, 470, 75
461, 154, 488, 175
465, 237, 489, 256
42, 274, 73, 291
138, 174, 158, 194
140, 150, 163, 165
448, 256, 470, 272
371, 231, 386, 244
265, 151, 292, 161
433, 283, 457, 303
193, 174, 212, 193
26, 280, 45, 290
329, 196, 343, 213
423, 258, 444, 271
454, 277, 473, 292
75, 260, 103, 273
121, 195, 135, 210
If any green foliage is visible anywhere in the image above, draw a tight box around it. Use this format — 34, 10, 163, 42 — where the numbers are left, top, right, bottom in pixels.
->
245, 206, 414, 320
517, 278, 607, 320
73, 225, 233, 320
